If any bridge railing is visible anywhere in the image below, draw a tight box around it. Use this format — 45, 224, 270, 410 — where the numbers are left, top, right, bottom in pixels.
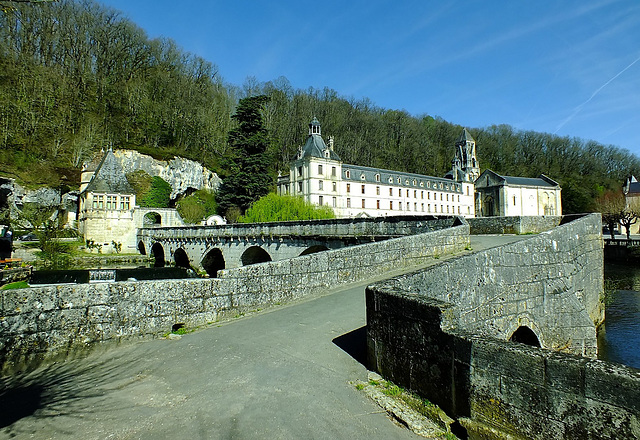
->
604, 238, 640, 247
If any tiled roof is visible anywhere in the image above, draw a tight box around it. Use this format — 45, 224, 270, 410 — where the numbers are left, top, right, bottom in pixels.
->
501, 175, 559, 188
83, 149, 135, 195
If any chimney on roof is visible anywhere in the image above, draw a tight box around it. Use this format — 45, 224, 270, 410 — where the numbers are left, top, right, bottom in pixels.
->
328, 136, 334, 151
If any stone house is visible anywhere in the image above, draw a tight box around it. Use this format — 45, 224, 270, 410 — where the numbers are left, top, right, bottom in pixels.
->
78, 149, 137, 253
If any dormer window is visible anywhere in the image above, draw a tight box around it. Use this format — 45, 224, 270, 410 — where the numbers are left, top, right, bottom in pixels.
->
346, 170, 351, 179
375, 174, 380, 182
360, 173, 365, 180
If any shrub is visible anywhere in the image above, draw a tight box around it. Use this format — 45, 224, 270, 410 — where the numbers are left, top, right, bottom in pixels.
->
176, 189, 217, 224
239, 193, 335, 223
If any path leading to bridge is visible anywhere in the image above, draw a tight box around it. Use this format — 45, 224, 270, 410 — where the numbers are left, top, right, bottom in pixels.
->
0, 235, 524, 440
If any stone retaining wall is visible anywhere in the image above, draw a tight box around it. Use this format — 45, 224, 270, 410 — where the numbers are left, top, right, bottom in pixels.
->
0, 223, 469, 374
366, 292, 640, 439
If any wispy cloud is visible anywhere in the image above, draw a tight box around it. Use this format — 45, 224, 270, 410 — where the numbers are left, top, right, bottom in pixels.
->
553, 54, 640, 133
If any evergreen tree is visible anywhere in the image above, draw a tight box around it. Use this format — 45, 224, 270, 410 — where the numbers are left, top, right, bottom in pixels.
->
217, 95, 274, 216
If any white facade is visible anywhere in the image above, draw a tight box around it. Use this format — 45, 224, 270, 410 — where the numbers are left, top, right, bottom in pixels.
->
475, 170, 562, 217
277, 119, 476, 218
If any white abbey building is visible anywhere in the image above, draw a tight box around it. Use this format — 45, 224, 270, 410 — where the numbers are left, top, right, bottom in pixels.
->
277, 118, 478, 218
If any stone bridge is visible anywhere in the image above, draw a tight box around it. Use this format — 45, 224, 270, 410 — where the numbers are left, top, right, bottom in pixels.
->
136, 216, 459, 276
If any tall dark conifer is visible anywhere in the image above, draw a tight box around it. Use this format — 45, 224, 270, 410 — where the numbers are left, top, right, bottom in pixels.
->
217, 95, 274, 216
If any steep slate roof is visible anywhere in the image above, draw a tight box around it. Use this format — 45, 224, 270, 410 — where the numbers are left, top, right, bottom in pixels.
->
456, 128, 475, 144
625, 176, 640, 195
299, 134, 341, 161
83, 149, 135, 194
342, 163, 463, 193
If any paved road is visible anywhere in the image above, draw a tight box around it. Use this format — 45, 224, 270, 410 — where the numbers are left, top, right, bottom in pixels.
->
0, 235, 525, 440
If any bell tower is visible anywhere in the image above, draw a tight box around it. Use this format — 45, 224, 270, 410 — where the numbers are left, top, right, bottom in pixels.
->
453, 128, 480, 182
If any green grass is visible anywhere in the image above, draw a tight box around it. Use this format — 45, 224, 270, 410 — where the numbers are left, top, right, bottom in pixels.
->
365, 378, 449, 431
1, 281, 29, 290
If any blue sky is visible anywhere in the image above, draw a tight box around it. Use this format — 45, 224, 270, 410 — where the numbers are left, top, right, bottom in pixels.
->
99, 0, 640, 157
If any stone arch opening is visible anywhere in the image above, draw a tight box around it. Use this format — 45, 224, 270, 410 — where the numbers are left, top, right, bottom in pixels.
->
241, 246, 272, 266
174, 248, 190, 269
509, 326, 541, 348
144, 212, 162, 226
299, 245, 329, 256
150, 242, 165, 267
201, 248, 225, 277
138, 241, 146, 255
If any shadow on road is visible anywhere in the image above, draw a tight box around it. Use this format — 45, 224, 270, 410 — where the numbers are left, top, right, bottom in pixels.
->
332, 326, 369, 369
0, 349, 146, 435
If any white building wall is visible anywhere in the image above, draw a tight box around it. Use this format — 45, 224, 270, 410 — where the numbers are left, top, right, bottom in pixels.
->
501, 186, 562, 217
279, 157, 475, 219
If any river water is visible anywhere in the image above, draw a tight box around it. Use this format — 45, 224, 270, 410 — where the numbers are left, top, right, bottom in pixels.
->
597, 263, 640, 369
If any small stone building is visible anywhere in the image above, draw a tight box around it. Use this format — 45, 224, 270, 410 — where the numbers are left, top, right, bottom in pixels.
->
78, 149, 137, 253
475, 170, 562, 217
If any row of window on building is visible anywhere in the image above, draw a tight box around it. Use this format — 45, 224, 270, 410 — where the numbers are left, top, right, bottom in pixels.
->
317, 195, 465, 214
91, 195, 131, 210
312, 181, 462, 202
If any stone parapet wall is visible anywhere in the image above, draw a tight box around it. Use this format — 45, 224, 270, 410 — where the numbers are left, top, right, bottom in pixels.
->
366, 290, 640, 440
468, 215, 561, 234
0, 224, 469, 374
374, 213, 603, 357
138, 215, 459, 241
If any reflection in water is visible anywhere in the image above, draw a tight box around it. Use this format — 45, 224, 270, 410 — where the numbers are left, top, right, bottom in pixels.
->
598, 263, 640, 369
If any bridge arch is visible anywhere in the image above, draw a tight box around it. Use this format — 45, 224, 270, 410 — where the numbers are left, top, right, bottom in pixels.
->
144, 212, 162, 226
201, 248, 225, 277
509, 326, 541, 348
241, 246, 272, 266
174, 248, 190, 269
299, 245, 329, 256
138, 241, 146, 255
150, 242, 165, 267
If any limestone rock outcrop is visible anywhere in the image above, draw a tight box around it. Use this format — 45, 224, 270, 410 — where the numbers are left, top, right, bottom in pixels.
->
113, 150, 221, 199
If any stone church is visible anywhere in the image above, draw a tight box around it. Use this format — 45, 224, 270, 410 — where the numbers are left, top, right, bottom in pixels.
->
475, 170, 562, 217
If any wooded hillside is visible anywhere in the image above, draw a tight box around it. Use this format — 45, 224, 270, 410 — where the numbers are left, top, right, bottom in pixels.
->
1, 0, 638, 213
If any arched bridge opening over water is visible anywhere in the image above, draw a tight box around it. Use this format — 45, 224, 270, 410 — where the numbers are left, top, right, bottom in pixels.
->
137, 215, 462, 276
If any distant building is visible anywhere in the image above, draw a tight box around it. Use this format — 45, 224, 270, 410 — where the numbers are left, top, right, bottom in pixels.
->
475, 170, 562, 217
78, 148, 137, 253
277, 118, 477, 218
623, 176, 640, 234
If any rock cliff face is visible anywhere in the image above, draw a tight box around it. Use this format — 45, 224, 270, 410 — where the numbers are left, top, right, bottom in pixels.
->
113, 150, 221, 199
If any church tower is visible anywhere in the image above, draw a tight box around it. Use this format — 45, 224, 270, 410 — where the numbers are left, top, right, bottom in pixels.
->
450, 128, 480, 183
